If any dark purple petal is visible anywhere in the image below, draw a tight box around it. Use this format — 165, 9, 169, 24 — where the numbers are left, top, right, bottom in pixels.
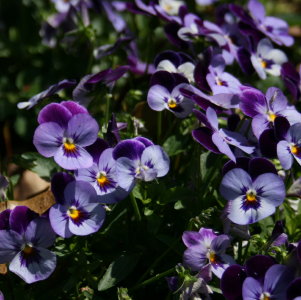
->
51, 172, 75, 204
287, 278, 301, 300
259, 129, 277, 158
9, 206, 38, 235
61, 101, 88, 115
274, 116, 290, 141
166, 276, 179, 292
38, 103, 72, 127
249, 158, 277, 179
222, 157, 250, 176
192, 127, 220, 154
101, 0, 126, 32
113, 139, 146, 160
0, 209, 11, 230
221, 264, 247, 300
85, 138, 109, 163
245, 255, 276, 280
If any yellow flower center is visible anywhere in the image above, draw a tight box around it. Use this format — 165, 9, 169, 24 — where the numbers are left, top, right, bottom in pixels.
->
63, 138, 76, 153
291, 144, 301, 155
260, 293, 271, 300
208, 251, 217, 263
168, 98, 177, 109
216, 77, 223, 86
267, 112, 277, 122
261, 59, 267, 69
68, 207, 81, 220
97, 173, 110, 187
246, 189, 257, 202
22, 244, 34, 255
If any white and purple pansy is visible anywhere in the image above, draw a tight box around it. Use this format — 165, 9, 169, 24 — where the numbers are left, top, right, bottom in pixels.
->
112, 137, 170, 191
220, 168, 285, 225
33, 102, 99, 170
250, 38, 288, 80
49, 180, 106, 238
182, 228, 235, 278
147, 83, 194, 118
0, 206, 57, 284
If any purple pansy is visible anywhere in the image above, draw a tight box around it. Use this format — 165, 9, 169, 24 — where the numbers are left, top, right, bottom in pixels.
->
49, 181, 105, 238
247, 0, 294, 46
177, 13, 203, 42
17, 79, 76, 109
242, 264, 294, 300
250, 38, 288, 80
147, 83, 194, 118
192, 107, 254, 162
0, 206, 57, 284
33, 103, 99, 170
240, 87, 301, 139
277, 123, 301, 170
220, 168, 285, 224
182, 228, 235, 278
113, 137, 170, 191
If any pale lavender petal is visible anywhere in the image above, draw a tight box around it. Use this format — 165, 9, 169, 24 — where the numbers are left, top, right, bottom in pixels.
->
212, 132, 236, 162
266, 87, 287, 113
147, 85, 170, 111
33, 122, 63, 157
198, 228, 217, 248
242, 277, 263, 300
183, 245, 208, 271
248, 0, 265, 22
182, 231, 202, 247
49, 204, 73, 238
252, 114, 269, 139
116, 157, 137, 191
253, 173, 285, 206
206, 107, 219, 131
65, 181, 97, 207
211, 254, 235, 278
9, 247, 56, 284
66, 114, 99, 147
141, 145, 170, 177
220, 168, 252, 202
54, 145, 93, 170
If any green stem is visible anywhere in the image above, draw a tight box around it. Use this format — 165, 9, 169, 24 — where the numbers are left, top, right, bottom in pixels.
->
130, 193, 142, 222
131, 267, 175, 291
105, 93, 111, 126
157, 111, 162, 143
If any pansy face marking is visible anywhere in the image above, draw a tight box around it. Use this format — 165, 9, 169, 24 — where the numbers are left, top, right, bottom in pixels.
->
63, 137, 77, 154
167, 98, 177, 109
260, 292, 271, 300
96, 171, 110, 188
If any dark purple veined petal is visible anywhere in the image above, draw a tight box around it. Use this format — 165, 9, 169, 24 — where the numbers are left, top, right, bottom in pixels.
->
33, 122, 64, 158
9, 206, 39, 235
222, 157, 250, 176
182, 231, 202, 247
211, 234, 231, 254
85, 138, 109, 163
287, 278, 301, 300
51, 172, 75, 204
248, 158, 277, 179
274, 116, 290, 141
245, 255, 276, 280
221, 264, 247, 300
61, 101, 88, 115
9, 247, 57, 284
259, 129, 278, 158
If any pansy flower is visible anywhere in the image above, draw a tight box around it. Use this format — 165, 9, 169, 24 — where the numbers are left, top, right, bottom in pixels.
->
147, 83, 194, 118
182, 228, 235, 278
277, 123, 301, 170
0, 206, 57, 284
33, 102, 99, 170
49, 181, 105, 238
220, 168, 285, 224
242, 264, 294, 300
250, 38, 288, 80
113, 137, 170, 191
192, 107, 254, 162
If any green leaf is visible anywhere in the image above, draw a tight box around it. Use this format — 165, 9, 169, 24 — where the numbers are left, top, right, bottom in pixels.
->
163, 135, 185, 156
98, 253, 140, 291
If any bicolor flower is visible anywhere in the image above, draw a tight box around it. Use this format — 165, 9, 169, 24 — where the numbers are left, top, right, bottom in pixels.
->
250, 38, 288, 80
182, 228, 235, 278
192, 107, 254, 162
240, 87, 301, 139
0, 206, 57, 284
49, 181, 106, 238
33, 105, 99, 170
277, 123, 301, 170
242, 264, 294, 300
154, 51, 195, 83
113, 137, 170, 191
247, 0, 294, 46
220, 168, 285, 224
147, 83, 194, 118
